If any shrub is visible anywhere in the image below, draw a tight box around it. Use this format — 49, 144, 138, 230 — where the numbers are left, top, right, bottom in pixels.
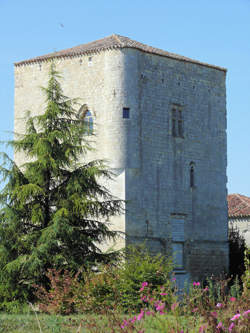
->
76, 264, 121, 313
33, 269, 81, 315
229, 225, 247, 279
35, 245, 174, 314
115, 245, 174, 312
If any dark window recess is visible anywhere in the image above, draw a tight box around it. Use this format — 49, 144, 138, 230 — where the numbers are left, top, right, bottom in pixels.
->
190, 163, 195, 188
123, 107, 130, 119
172, 119, 176, 137
172, 106, 183, 137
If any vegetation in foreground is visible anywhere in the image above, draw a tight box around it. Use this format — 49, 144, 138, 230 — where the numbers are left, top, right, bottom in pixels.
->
0, 247, 249, 332
0, 275, 249, 332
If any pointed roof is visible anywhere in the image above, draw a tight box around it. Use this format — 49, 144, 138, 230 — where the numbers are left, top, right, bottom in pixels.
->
228, 194, 250, 217
15, 34, 226, 71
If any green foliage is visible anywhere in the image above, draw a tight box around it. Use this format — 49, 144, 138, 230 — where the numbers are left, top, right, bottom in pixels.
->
1, 265, 250, 331
229, 225, 247, 279
34, 245, 174, 315
0, 63, 123, 304
117, 245, 174, 312
242, 248, 250, 296
74, 245, 174, 313
77, 264, 121, 313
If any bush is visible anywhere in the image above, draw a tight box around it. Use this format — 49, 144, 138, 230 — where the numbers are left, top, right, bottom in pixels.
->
76, 264, 121, 313
229, 225, 247, 279
34, 245, 174, 314
116, 245, 174, 312
33, 269, 81, 315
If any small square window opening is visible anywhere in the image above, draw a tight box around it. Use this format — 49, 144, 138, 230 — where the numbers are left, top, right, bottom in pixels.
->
123, 107, 130, 119
88, 57, 93, 66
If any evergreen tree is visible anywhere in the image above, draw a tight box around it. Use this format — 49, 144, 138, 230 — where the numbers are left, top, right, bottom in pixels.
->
0, 64, 123, 303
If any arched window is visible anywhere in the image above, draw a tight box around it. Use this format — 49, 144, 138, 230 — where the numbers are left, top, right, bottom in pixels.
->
190, 162, 195, 188
78, 104, 93, 135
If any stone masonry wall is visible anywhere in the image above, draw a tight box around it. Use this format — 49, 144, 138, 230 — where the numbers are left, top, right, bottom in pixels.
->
119, 48, 228, 281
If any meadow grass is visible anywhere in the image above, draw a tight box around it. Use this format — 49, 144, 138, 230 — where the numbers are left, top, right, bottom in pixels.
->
0, 313, 202, 333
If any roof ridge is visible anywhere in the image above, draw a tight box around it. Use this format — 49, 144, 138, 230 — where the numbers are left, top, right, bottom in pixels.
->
236, 193, 250, 207
112, 34, 125, 47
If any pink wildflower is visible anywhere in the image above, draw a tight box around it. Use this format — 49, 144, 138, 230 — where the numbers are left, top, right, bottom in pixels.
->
137, 310, 144, 321
130, 316, 137, 323
231, 313, 241, 321
193, 281, 200, 287
216, 303, 222, 308
139, 281, 148, 292
243, 309, 250, 316
146, 311, 153, 316
172, 277, 176, 281
228, 322, 235, 332
216, 322, 224, 329
156, 303, 165, 312
192, 307, 199, 313
121, 320, 128, 328
160, 292, 168, 296
230, 297, 236, 302
211, 311, 218, 318
204, 286, 209, 291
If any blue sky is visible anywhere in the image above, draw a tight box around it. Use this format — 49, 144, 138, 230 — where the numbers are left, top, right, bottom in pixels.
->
0, 0, 250, 196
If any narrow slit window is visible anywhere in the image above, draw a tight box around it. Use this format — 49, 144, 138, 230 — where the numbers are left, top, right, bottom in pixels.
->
123, 107, 130, 119
190, 162, 195, 188
172, 108, 176, 137
172, 106, 183, 137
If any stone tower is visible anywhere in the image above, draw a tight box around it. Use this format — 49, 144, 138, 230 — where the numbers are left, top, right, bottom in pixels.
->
14, 34, 228, 286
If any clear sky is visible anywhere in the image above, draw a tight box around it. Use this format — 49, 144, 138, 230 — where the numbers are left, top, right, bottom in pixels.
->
0, 0, 249, 196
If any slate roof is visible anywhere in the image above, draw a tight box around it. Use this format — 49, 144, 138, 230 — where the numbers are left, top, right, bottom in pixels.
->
15, 34, 226, 72
228, 194, 250, 217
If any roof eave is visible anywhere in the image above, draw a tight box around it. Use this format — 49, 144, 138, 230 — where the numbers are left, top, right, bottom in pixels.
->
14, 45, 227, 72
